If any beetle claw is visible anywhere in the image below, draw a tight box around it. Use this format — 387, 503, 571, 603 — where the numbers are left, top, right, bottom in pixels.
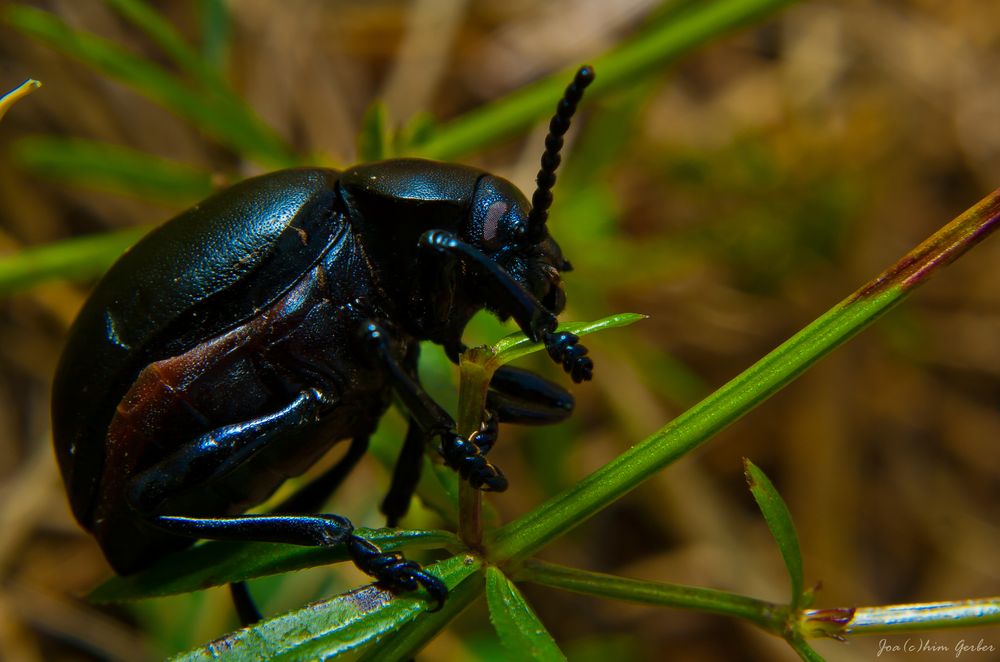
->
438, 432, 508, 492
346, 535, 449, 609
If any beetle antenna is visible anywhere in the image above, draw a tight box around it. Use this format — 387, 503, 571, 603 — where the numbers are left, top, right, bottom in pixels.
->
525, 65, 595, 243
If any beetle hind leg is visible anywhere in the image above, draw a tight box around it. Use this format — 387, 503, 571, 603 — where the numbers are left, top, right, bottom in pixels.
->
146, 513, 447, 611
125, 393, 446, 613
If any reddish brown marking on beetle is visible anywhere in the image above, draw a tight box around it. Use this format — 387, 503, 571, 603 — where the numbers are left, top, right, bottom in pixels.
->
851, 189, 1000, 301
295, 227, 309, 246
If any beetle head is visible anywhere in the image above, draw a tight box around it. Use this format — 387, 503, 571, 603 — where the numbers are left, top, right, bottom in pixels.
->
468, 174, 570, 316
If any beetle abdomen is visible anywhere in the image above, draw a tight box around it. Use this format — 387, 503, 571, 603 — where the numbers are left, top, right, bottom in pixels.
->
53, 168, 347, 527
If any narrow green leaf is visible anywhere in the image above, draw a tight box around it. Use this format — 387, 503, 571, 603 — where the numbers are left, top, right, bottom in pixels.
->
4, 5, 295, 167
356, 562, 485, 662
172, 554, 481, 662
11, 136, 215, 201
90, 528, 458, 602
744, 459, 804, 609
486, 566, 567, 662
357, 101, 393, 162
491, 312, 647, 365
0, 225, 149, 296
518, 560, 786, 636
0, 77, 41, 122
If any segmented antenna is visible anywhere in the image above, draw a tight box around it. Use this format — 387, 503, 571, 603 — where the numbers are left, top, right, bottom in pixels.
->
525, 65, 595, 243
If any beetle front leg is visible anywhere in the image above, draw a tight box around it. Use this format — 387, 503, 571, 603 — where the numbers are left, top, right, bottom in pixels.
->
359, 320, 507, 492
419, 230, 593, 383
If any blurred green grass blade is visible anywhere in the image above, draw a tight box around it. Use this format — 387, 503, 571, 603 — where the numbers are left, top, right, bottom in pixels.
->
11, 136, 215, 202
0, 78, 41, 122
90, 528, 458, 602
396, 111, 437, 153
415, 0, 799, 160
357, 559, 484, 662
104, 0, 224, 92
743, 459, 804, 609
491, 188, 1000, 564
491, 312, 646, 365
173, 554, 479, 662
0, 225, 149, 296
4, 4, 296, 167
198, 0, 230, 72
486, 566, 567, 662
358, 101, 393, 162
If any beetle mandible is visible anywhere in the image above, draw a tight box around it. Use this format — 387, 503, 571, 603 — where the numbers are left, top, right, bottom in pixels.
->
51, 66, 595, 617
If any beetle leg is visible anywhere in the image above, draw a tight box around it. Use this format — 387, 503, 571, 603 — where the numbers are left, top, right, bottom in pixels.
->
222, 434, 370, 626
230, 581, 262, 626
381, 421, 427, 527
419, 230, 593, 382
124, 391, 446, 610
359, 320, 507, 492
148, 512, 447, 611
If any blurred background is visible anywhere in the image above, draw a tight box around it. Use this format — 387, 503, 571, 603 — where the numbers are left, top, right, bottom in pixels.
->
1, 1, 999, 660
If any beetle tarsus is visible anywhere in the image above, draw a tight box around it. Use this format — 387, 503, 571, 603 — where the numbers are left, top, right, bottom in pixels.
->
439, 432, 508, 491
347, 533, 447, 611
471, 410, 499, 455
544, 331, 593, 383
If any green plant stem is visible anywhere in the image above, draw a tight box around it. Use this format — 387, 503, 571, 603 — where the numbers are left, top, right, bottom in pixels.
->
491, 188, 1000, 564
518, 560, 787, 635
456, 350, 494, 548
802, 599, 1000, 638
415, 0, 799, 160
0, 78, 41, 121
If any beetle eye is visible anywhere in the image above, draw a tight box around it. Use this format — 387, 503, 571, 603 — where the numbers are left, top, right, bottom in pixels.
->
483, 201, 507, 248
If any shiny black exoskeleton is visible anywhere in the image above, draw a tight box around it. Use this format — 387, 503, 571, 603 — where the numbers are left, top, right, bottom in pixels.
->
51, 67, 595, 618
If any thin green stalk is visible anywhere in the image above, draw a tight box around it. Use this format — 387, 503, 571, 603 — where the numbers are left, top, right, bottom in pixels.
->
491, 188, 1000, 564
802, 599, 1000, 638
518, 560, 787, 635
456, 349, 495, 548
416, 0, 799, 160
0, 78, 41, 121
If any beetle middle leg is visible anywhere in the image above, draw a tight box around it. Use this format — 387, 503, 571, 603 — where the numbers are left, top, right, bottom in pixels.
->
359, 320, 507, 492
125, 390, 446, 612
381, 421, 427, 527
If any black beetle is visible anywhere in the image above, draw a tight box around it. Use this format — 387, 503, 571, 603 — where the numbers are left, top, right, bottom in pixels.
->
51, 67, 595, 617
